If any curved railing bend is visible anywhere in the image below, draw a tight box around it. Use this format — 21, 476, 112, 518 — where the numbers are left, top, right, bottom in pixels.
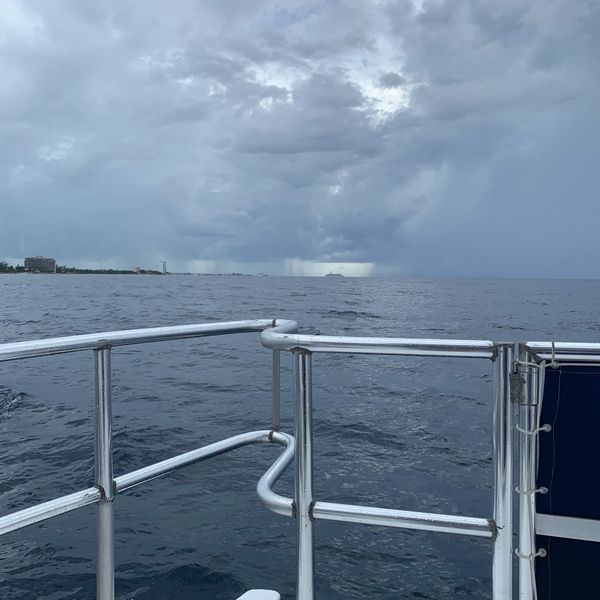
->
0, 430, 294, 537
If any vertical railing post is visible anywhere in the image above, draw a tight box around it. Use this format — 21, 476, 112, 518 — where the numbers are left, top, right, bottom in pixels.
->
492, 343, 514, 600
94, 348, 115, 600
517, 345, 538, 600
273, 349, 281, 431
293, 348, 315, 600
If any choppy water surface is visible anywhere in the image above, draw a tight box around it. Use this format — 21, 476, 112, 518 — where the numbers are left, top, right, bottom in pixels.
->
0, 275, 599, 599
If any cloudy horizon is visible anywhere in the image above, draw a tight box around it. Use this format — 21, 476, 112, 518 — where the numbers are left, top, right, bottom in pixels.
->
1, 0, 599, 278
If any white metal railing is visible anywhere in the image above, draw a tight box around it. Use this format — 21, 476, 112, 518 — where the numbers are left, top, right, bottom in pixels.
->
7, 320, 597, 599
261, 330, 514, 600
0, 319, 298, 600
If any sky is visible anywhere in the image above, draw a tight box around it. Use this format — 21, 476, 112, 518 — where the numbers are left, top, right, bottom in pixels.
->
1, 0, 599, 277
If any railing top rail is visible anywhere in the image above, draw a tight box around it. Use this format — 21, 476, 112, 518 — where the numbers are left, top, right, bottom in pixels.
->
261, 330, 498, 359
523, 341, 600, 363
0, 319, 298, 362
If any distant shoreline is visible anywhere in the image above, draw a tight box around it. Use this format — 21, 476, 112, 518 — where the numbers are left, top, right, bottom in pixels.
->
0, 269, 163, 275
0, 270, 258, 276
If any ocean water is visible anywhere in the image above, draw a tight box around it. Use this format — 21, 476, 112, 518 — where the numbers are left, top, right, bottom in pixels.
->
0, 274, 599, 600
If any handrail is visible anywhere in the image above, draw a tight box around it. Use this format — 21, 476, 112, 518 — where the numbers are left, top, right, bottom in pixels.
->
261, 330, 495, 358
0, 486, 101, 537
0, 430, 291, 537
256, 431, 295, 517
10, 320, 591, 599
312, 502, 494, 537
0, 319, 299, 600
523, 340, 600, 363
0, 319, 298, 361
258, 333, 514, 600
256, 445, 494, 535
116, 430, 288, 493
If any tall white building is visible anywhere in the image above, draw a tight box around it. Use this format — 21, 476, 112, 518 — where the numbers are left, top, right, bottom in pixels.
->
24, 256, 56, 273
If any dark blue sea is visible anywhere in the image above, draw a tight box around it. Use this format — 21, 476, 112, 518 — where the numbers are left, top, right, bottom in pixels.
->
1, 275, 599, 599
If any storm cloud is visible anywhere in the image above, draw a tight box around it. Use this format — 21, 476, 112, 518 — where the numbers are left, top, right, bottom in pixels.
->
1, 0, 599, 276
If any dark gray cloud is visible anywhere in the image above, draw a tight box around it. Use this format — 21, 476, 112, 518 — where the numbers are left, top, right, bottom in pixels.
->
1, 0, 598, 276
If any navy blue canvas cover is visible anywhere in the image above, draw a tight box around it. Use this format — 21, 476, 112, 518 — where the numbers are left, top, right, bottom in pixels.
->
534, 366, 600, 599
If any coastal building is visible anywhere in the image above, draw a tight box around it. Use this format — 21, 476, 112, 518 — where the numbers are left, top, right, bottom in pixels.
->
24, 256, 56, 273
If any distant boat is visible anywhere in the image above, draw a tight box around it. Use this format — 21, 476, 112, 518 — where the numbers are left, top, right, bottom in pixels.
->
325, 272, 344, 277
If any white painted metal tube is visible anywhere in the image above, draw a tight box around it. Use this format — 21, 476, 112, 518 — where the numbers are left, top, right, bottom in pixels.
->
294, 350, 315, 600
312, 502, 493, 536
94, 348, 114, 600
492, 344, 514, 600
256, 432, 295, 517
262, 331, 494, 358
0, 319, 298, 362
